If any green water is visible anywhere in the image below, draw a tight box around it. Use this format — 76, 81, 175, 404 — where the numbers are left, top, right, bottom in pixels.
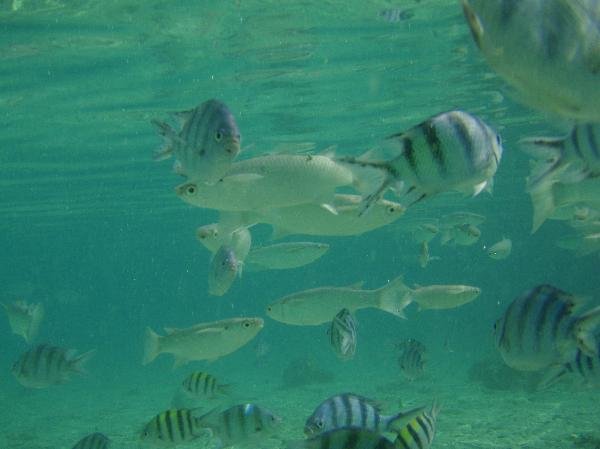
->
1, 1, 598, 448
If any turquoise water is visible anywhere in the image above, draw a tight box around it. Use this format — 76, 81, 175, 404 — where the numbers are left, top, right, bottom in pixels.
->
1, 1, 599, 448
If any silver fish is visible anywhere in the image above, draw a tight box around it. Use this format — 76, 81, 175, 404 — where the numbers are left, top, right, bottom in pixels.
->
1, 300, 44, 343
12, 344, 95, 388
411, 284, 481, 310
328, 308, 357, 360
143, 317, 263, 368
71, 432, 111, 449
339, 110, 502, 213
397, 339, 426, 380
393, 403, 440, 449
208, 244, 242, 296
246, 242, 330, 271
152, 99, 241, 183
462, 0, 600, 122
486, 237, 512, 260
440, 223, 481, 246
304, 393, 425, 436
494, 284, 600, 371
266, 277, 412, 326
197, 403, 281, 446
196, 223, 252, 260
140, 408, 212, 447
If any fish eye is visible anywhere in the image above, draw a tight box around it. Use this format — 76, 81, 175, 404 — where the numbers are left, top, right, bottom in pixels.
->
186, 185, 196, 195
243, 321, 251, 328
496, 134, 502, 145
215, 130, 223, 142
266, 306, 272, 312
316, 419, 324, 429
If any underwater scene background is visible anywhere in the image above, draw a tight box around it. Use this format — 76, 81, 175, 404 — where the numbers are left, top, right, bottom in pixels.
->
1, 1, 599, 448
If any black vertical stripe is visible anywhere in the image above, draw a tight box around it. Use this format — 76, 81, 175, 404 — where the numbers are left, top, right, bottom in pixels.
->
416, 415, 432, 443
402, 137, 418, 176
176, 409, 186, 441
330, 400, 339, 429
155, 415, 163, 441
395, 433, 412, 449
450, 113, 476, 173
237, 404, 247, 438
407, 422, 424, 449
420, 121, 445, 174
187, 410, 195, 437
223, 408, 232, 440
359, 398, 368, 428
342, 395, 353, 427
165, 410, 175, 442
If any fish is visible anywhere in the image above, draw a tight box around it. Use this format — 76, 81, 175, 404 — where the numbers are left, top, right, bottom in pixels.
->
410, 222, 439, 244
380, 8, 414, 22
247, 193, 405, 238
152, 99, 241, 183
493, 284, 600, 371
176, 153, 368, 212
440, 223, 481, 246
71, 432, 111, 449
196, 223, 252, 260
529, 175, 600, 232
140, 408, 212, 446
266, 276, 412, 326
418, 241, 440, 268
181, 372, 230, 399
393, 402, 440, 449
197, 403, 282, 446
521, 124, 600, 190
328, 308, 357, 360
556, 232, 600, 257
411, 284, 481, 310
462, 0, 600, 122
397, 339, 426, 380
486, 237, 512, 260
245, 242, 330, 271
143, 317, 264, 368
288, 427, 397, 449
440, 211, 486, 227
304, 393, 425, 436
208, 244, 242, 296
337, 110, 502, 213
12, 344, 95, 388
1, 299, 44, 343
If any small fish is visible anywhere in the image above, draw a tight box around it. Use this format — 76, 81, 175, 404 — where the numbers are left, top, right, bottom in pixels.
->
152, 99, 241, 183
208, 244, 242, 296
143, 317, 264, 368
486, 237, 512, 259
440, 211, 486, 227
379, 8, 414, 22
197, 403, 281, 446
289, 427, 397, 449
246, 242, 330, 271
181, 372, 229, 399
12, 344, 95, 388
393, 402, 440, 449
462, 0, 600, 122
140, 408, 212, 446
196, 224, 252, 260
411, 284, 481, 310
1, 300, 44, 343
440, 223, 481, 246
494, 284, 600, 371
304, 393, 425, 436
397, 339, 426, 381
266, 277, 412, 326
521, 124, 600, 190
328, 308, 357, 361
71, 432, 111, 449
411, 222, 439, 244
338, 110, 502, 213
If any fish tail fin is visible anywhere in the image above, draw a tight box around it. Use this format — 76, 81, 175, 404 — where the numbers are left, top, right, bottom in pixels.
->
143, 327, 161, 365
377, 276, 413, 319
69, 349, 96, 374
151, 119, 177, 161
575, 305, 600, 357
386, 405, 427, 433
528, 177, 556, 233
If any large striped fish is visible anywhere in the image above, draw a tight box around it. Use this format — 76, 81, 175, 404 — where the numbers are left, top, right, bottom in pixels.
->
197, 403, 282, 446
462, 0, 600, 122
393, 402, 440, 449
494, 284, 600, 371
140, 408, 212, 446
328, 308, 357, 360
12, 344, 95, 388
152, 99, 241, 184
71, 432, 111, 449
338, 110, 502, 213
304, 393, 425, 436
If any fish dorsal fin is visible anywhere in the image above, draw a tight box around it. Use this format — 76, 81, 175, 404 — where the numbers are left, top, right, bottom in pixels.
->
222, 173, 264, 183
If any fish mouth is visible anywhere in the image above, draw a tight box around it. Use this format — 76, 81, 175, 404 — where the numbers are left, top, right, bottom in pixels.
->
303, 425, 317, 436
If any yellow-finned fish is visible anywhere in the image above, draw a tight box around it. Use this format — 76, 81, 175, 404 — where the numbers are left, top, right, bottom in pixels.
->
393, 402, 440, 449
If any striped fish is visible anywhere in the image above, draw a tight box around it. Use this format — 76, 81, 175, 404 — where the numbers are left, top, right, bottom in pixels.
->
393, 403, 440, 449
140, 408, 211, 446
522, 124, 600, 190
11, 344, 95, 388
339, 110, 502, 213
304, 393, 425, 436
181, 372, 229, 399
152, 99, 241, 184
290, 427, 397, 449
494, 284, 600, 371
71, 432, 111, 449
197, 403, 281, 445
397, 339, 426, 381
328, 308, 357, 360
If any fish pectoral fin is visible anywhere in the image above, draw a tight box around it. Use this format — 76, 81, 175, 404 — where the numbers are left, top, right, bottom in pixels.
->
320, 203, 338, 215
471, 180, 489, 196
222, 173, 264, 183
